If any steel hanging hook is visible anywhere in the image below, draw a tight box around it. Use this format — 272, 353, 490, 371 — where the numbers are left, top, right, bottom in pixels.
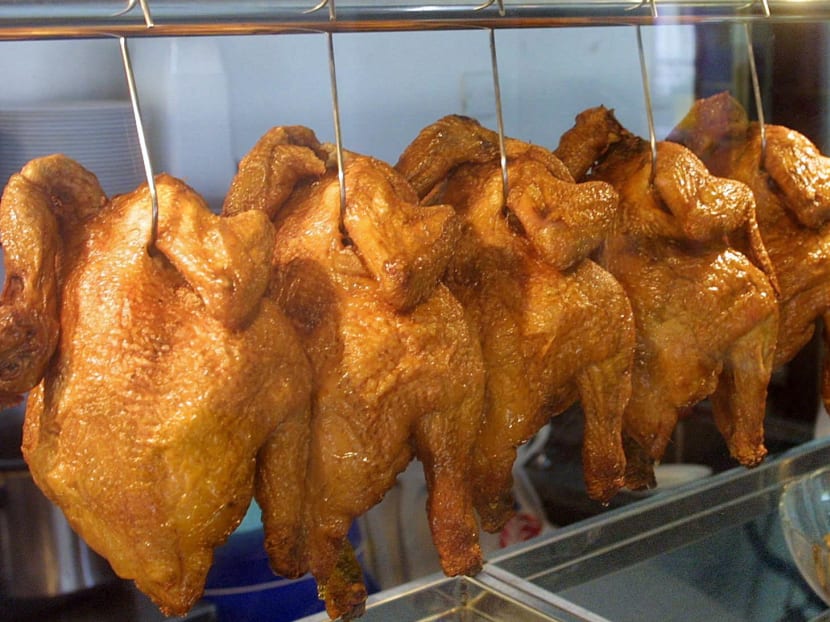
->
119, 36, 159, 252
304, 0, 334, 18
636, 25, 658, 186
327, 31, 347, 234
113, 0, 154, 28
744, 23, 768, 168
625, 0, 658, 17
488, 28, 509, 207
310, 0, 348, 235
475, 0, 507, 16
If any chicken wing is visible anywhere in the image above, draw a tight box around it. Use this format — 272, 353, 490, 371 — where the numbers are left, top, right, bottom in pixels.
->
668, 92, 830, 409
397, 115, 633, 530
224, 128, 486, 620
0, 155, 106, 407
556, 107, 778, 487
17, 158, 312, 616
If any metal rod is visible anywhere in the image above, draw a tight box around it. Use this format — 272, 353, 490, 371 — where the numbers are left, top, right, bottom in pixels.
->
489, 28, 510, 206
744, 22, 767, 167
0, 7, 822, 42
113, 0, 154, 27
304, 0, 330, 15
636, 25, 658, 185
119, 36, 158, 251
475, 0, 507, 16
305, 0, 346, 226
326, 31, 347, 229
137, 0, 155, 27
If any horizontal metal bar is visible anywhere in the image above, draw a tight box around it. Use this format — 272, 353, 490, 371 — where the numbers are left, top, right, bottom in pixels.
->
0, 1, 827, 41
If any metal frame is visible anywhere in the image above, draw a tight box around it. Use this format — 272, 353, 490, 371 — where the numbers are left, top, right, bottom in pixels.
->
0, 0, 818, 41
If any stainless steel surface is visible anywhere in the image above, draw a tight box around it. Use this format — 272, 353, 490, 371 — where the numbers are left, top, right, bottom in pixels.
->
0, 468, 118, 599
0, 0, 829, 40
299, 571, 612, 621
0, 410, 117, 600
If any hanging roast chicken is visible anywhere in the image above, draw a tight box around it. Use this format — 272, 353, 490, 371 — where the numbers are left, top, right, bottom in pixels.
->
5, 155, 313, 616
667, 92, 830, 411
396, 115, 634, 530
223, 126, 486, 620
555, 107, 779, 488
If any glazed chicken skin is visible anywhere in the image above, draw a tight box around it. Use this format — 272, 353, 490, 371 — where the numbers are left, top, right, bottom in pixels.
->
224, 127, 486, 620
0, 156, 106, 407
667, 92, 830, 410
556, 107, 778, 487
16, 157, 312, 616
397, 115, 634, 530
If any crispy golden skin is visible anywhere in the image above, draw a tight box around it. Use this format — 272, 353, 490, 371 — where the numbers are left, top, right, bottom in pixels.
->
18, 160, 311, 616
668, 92, 830, 410
224, 128, 485, 620
557, 107, 778, 488
397, 115, 633, 530
0, 155, 107, 407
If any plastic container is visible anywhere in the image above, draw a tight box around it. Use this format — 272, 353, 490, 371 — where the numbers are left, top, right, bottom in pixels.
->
203, 504, 375, 622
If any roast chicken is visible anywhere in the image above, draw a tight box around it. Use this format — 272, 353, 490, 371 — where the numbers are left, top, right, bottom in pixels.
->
224, 127, 486, 620
12, 155, 312, 615
556, 107, 779, 487
396, 115, 634, 530
667, 92, 830, 410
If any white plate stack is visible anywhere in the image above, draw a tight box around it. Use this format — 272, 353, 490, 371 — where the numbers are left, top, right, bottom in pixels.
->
0, 100, 145, 198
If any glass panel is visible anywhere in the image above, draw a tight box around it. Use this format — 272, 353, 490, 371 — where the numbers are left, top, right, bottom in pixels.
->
546, 510, 825, 622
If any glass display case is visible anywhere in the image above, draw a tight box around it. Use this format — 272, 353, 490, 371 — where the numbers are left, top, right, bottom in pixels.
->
2, 3, 830, 622
301, 439, 830, 622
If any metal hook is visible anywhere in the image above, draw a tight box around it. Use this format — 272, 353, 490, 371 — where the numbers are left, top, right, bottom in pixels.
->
625, 0, 658, 17
300, 1, 346, 235
636, 26, 658, 186
119, 36, 158, 252
325, 31, 347, 236
305, 0, 336, 19
744, 23, 767, 167
488, 28, 509, 207
475, 0, 507, 16
113, 0, 154, 28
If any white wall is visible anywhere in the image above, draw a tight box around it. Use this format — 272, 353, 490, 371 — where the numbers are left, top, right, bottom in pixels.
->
0, 26, 696, 209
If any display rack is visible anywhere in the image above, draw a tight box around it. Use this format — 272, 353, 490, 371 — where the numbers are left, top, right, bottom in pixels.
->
0, 0, 827, 41
3, 3, 829, 621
